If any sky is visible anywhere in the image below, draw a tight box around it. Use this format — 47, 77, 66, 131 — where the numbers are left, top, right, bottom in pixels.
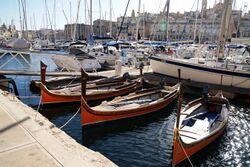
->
0, 0, 247, 30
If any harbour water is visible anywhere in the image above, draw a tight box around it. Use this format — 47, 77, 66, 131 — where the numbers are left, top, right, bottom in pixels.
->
1, 54, 250, 167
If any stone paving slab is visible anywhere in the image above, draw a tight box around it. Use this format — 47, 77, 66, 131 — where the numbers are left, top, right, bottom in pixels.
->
0, 90, 117, 167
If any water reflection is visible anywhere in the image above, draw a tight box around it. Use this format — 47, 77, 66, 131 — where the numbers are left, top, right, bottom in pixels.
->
81, 103, 177, 167
1, 53, 250, 167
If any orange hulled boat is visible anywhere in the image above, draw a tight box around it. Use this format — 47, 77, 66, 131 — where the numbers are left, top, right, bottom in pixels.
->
80, 68, 180, 126
172, 77, 229, 166
40, 61, 142, 105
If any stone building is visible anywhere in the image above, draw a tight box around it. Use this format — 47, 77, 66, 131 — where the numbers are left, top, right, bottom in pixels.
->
239, 12, 250, 37
117, 12, 168, 41
62, 1, 250, 43
115, 2, 242, 43
93, 19, 117, 37
64, 23, 90, 41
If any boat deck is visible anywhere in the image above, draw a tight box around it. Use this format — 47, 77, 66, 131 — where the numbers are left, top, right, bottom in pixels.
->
0, 90, 117, 167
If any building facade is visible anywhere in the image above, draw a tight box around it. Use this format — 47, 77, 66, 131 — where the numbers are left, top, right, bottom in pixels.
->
93, 19, 117, 38
64, 23, 91, 41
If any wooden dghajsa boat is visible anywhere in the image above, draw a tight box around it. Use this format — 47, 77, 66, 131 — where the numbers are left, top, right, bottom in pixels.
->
172, 72, 229, 166
30, 74, 106, 92
80, 68, 180, 126
40, 62, 142, 105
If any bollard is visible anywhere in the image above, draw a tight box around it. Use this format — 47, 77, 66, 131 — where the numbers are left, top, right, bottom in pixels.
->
115, 60, 122, 76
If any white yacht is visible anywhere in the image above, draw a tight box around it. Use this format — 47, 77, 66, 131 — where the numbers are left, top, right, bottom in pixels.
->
150, 0, 250, 90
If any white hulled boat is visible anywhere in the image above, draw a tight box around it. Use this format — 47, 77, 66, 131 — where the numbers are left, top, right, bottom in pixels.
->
150, 0, 250, 90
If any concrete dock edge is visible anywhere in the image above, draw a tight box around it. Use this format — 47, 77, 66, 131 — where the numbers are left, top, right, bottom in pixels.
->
0, 90, 117, 167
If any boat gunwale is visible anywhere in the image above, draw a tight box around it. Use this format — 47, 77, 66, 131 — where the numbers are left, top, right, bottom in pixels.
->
178, 97, 229, 147
81, 85, 179, 116
41, 80, 141, 100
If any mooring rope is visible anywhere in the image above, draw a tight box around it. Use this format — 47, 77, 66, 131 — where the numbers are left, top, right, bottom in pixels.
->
59, 107, 81, 129
64, 75, 79, 87
177, 132, 194, 167
34, 95, 42, 120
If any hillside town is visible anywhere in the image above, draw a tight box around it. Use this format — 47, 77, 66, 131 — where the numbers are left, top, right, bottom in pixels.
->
1, 1, 250, 44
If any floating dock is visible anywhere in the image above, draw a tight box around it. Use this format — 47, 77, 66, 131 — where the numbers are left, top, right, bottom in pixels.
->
0, 90, 117, 167
0, 65, 152, 77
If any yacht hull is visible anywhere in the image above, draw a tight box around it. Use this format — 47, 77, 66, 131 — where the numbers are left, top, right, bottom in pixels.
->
150, 57, 250, 89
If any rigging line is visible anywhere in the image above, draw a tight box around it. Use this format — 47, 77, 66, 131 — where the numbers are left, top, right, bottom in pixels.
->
116, 0, 131, 41
179, 0, 197, 41
63, 75, 79, 88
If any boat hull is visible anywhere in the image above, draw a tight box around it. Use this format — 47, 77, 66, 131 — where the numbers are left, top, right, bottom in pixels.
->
172, 95, 229, 166
51, 55, 101, 72
172, 123, 227, 166
41, 82, 141, 105
81, 89, 178, 126
150, 57, 250, 89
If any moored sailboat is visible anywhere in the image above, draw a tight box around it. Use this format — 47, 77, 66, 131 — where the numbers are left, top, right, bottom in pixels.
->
150, 0, 250, 91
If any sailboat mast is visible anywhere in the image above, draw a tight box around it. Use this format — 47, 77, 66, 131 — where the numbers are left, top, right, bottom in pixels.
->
24, 0, 28, 31
20, 0, 28, 38
45, 0, 48, 30
45, 0, 54, 42
143, 4, 145, 39
18, 0, 23, 38
84, 0, 87, 24
216, 0, 233, 59
73, 0, 81, 41
109, 0, 112, 37
53, 0, 56, 42
135, 0, 141, 41
166, 0, 170, 41
99, 0, 102, 36
84, 0, 87, 38
194, 0, 200, 42
70, 1, 73, 40
90, 0, 93, 34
